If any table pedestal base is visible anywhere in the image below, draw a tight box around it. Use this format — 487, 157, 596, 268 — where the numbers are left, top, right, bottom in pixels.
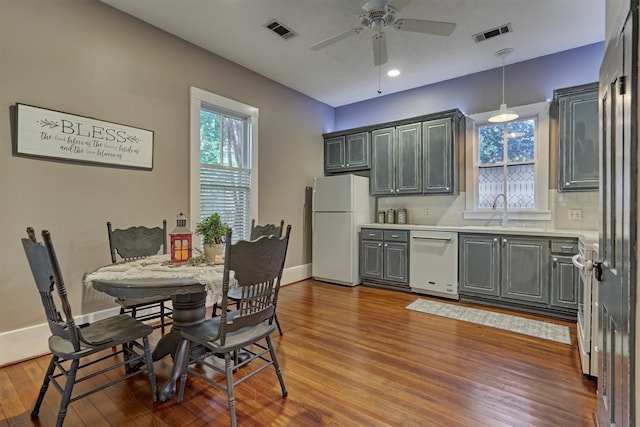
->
155, 291, 207, 402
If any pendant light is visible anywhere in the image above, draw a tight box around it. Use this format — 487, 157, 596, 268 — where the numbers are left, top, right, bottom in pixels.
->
488, 48, 519, 123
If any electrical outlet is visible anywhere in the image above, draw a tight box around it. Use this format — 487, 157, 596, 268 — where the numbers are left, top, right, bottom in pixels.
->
424, 208, 431, 216
568, 209, 583, 220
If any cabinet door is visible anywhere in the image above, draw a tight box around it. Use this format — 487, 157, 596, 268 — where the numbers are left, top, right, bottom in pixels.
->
344, 132, 370, 171
550, 254, 579, 309
422, 118, 453, 194
501, 237, 550, 304
383, 241, 408, 283
371, 127, 396, 196
557, 83, 599, 191
458, 234, 500, 296
396, 123, 422, 194
361, 240, 383, 279
324, 136, 345, 173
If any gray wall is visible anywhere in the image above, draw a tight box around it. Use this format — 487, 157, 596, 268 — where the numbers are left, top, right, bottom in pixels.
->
334, 42, 604, 130
0, 0, 331, 333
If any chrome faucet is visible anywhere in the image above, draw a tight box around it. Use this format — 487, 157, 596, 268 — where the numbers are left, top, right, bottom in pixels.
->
492, 193, 509, 227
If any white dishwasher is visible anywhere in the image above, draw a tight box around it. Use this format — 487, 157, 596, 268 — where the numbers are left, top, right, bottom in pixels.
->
409, 230, 459, 299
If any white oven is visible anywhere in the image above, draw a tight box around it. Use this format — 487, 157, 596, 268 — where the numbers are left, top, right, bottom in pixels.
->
573, 239, 599, 378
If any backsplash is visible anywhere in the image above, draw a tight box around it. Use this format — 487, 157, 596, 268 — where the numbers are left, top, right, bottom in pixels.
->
376, 190, 598, 231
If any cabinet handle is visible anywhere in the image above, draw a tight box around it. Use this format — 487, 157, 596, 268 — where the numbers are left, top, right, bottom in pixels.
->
553, 257, 558, 262
368, 233, 376, 237
503, 238, 507, 243
378, 243, 382, 247
391, 234, 399, 238
493, 238, 498, 242
566, 182, 571, 186
384, 243, 388, 247
346, 163, 349, 166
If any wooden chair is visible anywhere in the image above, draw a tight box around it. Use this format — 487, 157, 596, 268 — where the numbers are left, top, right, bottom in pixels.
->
212, 219, 285, 335
107, 220, 173, 333
177, 226, 291, 427
22, 228, 157, 427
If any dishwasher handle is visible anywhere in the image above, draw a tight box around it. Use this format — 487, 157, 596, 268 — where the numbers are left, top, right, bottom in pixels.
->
412, 236, 452, 242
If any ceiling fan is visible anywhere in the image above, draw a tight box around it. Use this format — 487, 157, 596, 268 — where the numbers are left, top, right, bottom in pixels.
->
309, 0, 456, 66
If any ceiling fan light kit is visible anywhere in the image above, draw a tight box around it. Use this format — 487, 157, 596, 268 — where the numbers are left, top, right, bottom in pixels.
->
488, 48, 519, 123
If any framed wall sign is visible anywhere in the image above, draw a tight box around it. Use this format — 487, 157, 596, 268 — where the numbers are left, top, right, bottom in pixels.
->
14, 103, 154, 170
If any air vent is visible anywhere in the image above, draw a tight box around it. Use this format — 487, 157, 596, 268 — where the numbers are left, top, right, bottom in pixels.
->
472, 23, 513, 43
264, 19, 298, 40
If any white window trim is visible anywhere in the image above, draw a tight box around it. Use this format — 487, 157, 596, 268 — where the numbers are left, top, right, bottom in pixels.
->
463, 101, 551, 221
189, 87, 259, 246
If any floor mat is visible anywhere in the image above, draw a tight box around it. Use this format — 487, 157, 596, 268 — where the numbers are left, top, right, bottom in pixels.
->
406, 298, 571, 345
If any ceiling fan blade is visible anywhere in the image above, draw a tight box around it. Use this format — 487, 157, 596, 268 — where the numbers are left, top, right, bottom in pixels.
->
372, 32, 388, 66
310, 27, 363, 50
387, 0, 412, 12
394, 18, 456, 36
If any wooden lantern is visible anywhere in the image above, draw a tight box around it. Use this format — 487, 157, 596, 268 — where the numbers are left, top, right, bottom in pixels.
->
170, 213, 192, 264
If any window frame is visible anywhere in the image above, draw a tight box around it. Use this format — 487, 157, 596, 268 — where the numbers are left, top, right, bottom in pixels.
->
463, 101, 551, 221
189, 86, 259, 246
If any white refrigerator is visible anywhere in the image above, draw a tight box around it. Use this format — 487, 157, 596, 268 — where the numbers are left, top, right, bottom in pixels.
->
312, 174, 371, 286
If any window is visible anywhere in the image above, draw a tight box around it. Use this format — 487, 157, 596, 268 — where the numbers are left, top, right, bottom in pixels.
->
464, 101, 551, 221
190, 87, 258, 244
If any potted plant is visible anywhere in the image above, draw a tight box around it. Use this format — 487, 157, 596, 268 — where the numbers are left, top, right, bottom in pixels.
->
194, 213, 228, 261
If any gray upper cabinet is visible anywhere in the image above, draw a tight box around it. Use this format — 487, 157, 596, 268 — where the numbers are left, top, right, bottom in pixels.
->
370, 127, 395, 195
371, 124, 421, 196
370, 109, 462, 196
323, 131, 370, 174
555, 82, 599, 191
396, 123, 422, 194
422, 118, 454, 194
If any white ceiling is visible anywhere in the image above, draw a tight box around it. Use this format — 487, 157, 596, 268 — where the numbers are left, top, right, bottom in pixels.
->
99, 0, 605, 108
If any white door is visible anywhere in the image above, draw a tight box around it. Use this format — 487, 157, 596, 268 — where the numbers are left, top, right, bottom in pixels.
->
312, 212, 355, 285
313, 175, 352, 212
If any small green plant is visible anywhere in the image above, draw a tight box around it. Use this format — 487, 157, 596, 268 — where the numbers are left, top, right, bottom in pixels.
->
194, 213, 228, 247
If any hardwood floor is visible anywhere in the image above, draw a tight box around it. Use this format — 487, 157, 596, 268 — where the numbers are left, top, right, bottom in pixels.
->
0, 280, 597, 426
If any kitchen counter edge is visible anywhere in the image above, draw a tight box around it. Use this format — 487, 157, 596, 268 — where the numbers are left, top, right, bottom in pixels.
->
360, 223, 598, 244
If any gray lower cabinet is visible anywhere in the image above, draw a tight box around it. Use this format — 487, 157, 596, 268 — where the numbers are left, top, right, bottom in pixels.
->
459, 233, 578, 320
324, 131, 370, 174
360, 228, 409, 290
555, 82, 599, 191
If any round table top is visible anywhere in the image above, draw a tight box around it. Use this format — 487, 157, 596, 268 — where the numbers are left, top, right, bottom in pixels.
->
92, 277, 206, 299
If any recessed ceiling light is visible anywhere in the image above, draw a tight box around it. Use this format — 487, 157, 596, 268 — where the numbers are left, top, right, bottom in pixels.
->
387, 69, 400, 77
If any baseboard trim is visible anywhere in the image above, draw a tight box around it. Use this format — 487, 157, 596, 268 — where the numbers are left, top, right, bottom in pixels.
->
1, 263, 313, 367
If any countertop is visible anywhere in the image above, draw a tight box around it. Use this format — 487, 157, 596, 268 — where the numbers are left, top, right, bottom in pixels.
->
360, 223, 599, 244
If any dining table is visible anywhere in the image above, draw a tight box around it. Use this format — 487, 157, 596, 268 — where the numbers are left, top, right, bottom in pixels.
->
84, 254, 225, 402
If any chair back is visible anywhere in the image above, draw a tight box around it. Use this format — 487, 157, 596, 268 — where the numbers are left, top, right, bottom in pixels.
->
219, 225, 291, 342
22, 228, 82, 351
250, 219, 285, 240
107, 220, 167, 263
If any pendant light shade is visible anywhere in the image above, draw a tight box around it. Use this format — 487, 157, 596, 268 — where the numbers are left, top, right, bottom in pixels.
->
488, 48, 519, 123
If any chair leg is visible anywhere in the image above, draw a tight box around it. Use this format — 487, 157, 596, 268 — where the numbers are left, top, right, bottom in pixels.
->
274, 313, 283, 336
31, 355, 57, 418
141, 336, 157, 401
212, 302, 219, 318
56, 358, 80, 427
177, 339, 191, 403
160, 302, 166, 334
266, 336, 287, 397
224, 352, 238, 427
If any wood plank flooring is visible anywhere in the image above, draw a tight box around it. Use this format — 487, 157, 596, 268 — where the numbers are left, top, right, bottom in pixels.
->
0, 279, 597, 426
